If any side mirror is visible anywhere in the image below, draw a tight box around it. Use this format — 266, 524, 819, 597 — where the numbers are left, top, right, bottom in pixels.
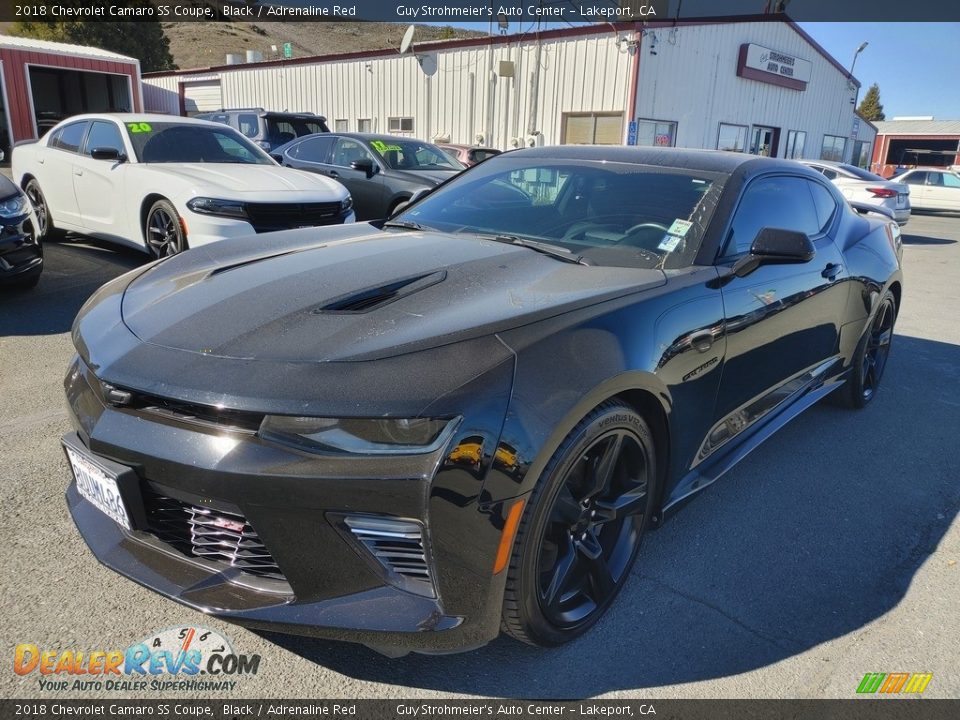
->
350, 158, 376, 177
90, 147, 125, 162
732, 227, 815, 278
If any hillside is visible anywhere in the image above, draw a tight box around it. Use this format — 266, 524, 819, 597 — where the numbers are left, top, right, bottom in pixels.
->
163, 21, 488, 71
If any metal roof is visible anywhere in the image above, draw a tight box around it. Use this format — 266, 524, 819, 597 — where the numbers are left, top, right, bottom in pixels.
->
0, 34, 138, 64
873, 119, 960, 136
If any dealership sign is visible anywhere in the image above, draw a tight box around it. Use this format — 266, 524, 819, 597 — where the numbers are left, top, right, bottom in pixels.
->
737, 43, 812, 90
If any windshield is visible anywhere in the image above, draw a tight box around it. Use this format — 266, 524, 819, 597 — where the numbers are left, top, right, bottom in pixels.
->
369, 139, 464, 171
126, 122, 275, 164
265, 116, 329, 141
395, 158, 723, 270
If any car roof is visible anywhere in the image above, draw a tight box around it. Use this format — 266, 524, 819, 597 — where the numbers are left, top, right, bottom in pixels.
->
54, 113, 219, 126
508, 145, 810, 175
333, 133, 443, 144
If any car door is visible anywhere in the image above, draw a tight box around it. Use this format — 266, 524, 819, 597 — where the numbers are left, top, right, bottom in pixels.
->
924, 171, 960, 210
900, 171, 928, 208
327, 137, 386, 219
710, 174, 848, 451
73, 120, 129, 239
40, 120, 89, 228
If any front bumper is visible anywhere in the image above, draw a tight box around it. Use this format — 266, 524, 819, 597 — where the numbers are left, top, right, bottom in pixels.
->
0, 210, 42, 282
63, 350, 519, 653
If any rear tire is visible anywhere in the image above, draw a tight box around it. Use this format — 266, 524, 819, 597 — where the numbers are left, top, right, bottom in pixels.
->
502, 401, 658, 646
24, 179, 62, 241
837, 290, 896, 409
145, 199, 187, 258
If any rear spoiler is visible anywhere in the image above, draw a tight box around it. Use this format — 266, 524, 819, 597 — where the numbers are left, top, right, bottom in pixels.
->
849, 200, 895, 221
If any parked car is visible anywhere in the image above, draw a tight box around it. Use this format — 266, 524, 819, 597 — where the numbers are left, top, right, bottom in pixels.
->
12, 114, 353, 258
894, 168, 960, 211
195, 108, 330, 152
271, 132, 464, 220
798, 160, 911, 225
62, 146, 903, 654
0, 173, 42, 288
437, 143, 502, 166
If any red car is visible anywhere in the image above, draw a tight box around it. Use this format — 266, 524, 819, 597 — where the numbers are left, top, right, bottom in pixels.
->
438, 144, 502, 166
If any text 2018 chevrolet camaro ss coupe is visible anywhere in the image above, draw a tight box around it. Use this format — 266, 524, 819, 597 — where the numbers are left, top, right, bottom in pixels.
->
63, 147, 902, 654
12, 114, 353, 258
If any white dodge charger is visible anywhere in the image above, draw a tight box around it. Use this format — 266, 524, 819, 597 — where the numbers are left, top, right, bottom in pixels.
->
12, 114, 354, 257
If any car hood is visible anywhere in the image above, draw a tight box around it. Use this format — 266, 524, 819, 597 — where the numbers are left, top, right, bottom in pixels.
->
142, 163, 346, 197
387, 168, 460, 186
119, 225, 664, 363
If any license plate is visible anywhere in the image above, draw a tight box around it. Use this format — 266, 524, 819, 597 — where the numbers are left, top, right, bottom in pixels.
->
897, 194, 907, 208
65, 446, 132, 530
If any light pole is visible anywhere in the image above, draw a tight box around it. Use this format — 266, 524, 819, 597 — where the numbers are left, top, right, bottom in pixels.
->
850, 41, 868, 107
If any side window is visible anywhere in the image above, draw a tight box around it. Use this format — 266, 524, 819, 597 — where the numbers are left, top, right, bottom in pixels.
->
807, 180, 839, 232
821, 168, 838, 180
725, 176, 821, 257
53, 122, 88, 154
903, 172, 926, 185
331, 138, 373, 168
237, 114, 260, 138
943, 173, 960, 188
83, 121, 125, 156
47, 128, 63, 148
292, 135, 333, 163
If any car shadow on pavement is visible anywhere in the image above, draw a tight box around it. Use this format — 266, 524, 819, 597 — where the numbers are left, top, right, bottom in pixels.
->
900, 234, 956, 246
0, 236, 147, 337
259, 334, 960, 697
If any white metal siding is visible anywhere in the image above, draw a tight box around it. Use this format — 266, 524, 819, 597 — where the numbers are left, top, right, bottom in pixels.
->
634, 22, 858, 161
142, 75, 180, 115
182, 79, 223, 115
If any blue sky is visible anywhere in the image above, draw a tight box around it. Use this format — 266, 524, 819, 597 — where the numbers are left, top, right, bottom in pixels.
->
422, 22, 960, 119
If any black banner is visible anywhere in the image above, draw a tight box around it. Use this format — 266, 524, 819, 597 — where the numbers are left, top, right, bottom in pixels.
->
2, 700, 960, 719
2, 0, 960, 23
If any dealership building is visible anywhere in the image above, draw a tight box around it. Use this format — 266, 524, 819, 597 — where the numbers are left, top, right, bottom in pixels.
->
141, 17, 872, 165
0, 35, 143, 160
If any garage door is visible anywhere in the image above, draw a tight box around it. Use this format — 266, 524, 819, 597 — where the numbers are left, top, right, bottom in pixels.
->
182, 80, 222, 116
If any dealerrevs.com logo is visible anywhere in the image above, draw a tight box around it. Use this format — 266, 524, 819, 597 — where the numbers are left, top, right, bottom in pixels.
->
856, 672, 933, 695
14, 626, 261, 692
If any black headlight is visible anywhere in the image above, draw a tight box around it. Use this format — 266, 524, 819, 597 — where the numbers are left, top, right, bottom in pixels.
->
340, 197, 353, 214
0, 191, 30, 219
186, 197, 248, 219
258, 416, 458, 455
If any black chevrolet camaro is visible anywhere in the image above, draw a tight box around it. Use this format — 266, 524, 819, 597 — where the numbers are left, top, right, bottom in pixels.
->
63, 146, 903, 654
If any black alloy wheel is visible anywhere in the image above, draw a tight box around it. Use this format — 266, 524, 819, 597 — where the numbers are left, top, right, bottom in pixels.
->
502, 402, 658, 646
838, 290, 897, 409
24, 179, 56, 240
146, 199, 187, 258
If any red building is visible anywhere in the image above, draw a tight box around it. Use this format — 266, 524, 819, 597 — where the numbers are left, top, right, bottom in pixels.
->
0, 35, 142, 160
871, 119, 960, 177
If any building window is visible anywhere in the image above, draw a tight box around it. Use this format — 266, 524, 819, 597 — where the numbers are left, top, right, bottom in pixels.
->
717, 123, 748, 152
561, 112, 623, 145
820, 134, 846, 162
334, 119, 349, 132
851, 140, 872, 169
388, 117, 414, 134
357, 118, 371, 133
635, 119, 677, 147
784, 130, 806, 159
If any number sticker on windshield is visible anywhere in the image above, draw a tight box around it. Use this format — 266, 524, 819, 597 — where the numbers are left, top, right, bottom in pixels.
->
126, 122, 152, 134
370, 140, 402, 153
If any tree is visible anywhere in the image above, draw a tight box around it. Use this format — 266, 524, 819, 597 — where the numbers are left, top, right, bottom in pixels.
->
11, 1, 177, 72
857, 83, 886, 122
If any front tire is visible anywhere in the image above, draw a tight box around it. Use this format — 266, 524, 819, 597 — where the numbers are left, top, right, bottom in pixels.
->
837, 290, 896, 409
145, 199, 187, 258
502, 402, 658, 646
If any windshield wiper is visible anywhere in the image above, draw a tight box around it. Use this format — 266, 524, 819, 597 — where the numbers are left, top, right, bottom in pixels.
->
383, 220, 431, 231
478, 234, 588, 265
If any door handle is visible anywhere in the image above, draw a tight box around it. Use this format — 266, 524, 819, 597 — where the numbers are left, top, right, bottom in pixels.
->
821, 263, 842, 280
689, 330, 714, 353
74, 169, 83, 177
329, 170, 339, 178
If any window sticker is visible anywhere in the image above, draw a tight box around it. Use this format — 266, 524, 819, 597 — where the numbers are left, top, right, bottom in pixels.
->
126, 122, 152, 134
666, 219, 693, 237
658, 234, 682, 252
370, 140, 402, 154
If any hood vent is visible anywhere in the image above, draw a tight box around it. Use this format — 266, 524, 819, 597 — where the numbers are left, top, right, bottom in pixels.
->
316, 270, 446, 314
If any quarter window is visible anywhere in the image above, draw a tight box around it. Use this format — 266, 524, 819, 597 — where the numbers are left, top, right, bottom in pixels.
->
237, 114, 260, 138
717, 123, 748, 152
725, 176, 821, 257
807, 181, 839, 232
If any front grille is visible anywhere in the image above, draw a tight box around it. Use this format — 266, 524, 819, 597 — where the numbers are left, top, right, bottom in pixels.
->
245, 202, 345, 233
344, 516, 434, 597
143, 491, 284, 581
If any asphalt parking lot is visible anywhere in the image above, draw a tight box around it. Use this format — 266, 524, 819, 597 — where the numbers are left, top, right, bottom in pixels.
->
1, 213, 958, 700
